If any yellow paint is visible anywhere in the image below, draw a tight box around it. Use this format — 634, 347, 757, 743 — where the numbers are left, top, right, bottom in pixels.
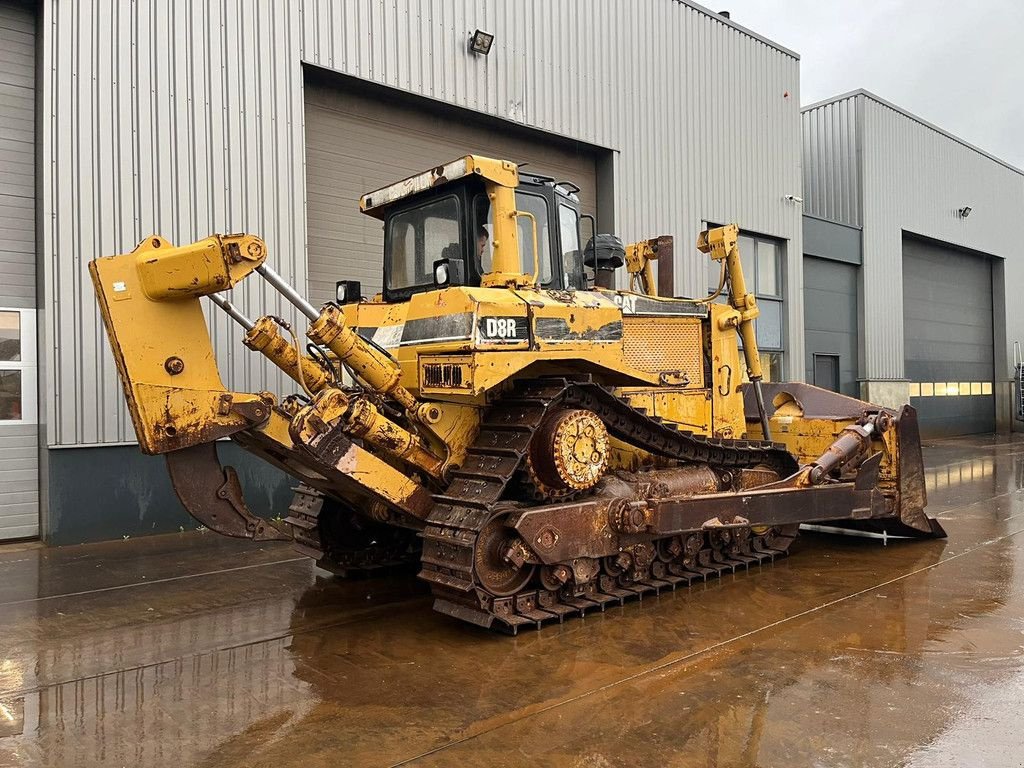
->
92, 154, 899, 534
699, 224, 763, 381
624, 238, 660, 296
89, 234, 270, 454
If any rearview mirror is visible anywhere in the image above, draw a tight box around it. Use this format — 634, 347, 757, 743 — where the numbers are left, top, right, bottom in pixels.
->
336, 280, 361, 304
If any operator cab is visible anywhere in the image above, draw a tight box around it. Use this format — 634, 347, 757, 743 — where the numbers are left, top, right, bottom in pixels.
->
354, 156, 586, 304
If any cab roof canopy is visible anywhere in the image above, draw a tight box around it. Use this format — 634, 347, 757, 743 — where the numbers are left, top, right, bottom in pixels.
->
359, 155, 519, 219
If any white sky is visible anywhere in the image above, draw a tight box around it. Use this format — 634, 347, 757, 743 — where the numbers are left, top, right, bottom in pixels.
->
720, 0, 1024, 168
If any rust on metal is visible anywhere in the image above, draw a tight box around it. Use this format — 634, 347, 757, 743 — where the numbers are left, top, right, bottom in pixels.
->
165, 443, 289, 541
742, 381, 879, 421
526, 408, 609, 493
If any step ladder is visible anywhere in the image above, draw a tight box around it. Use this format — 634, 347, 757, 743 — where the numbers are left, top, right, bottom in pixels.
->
1015, 342, 1024, 422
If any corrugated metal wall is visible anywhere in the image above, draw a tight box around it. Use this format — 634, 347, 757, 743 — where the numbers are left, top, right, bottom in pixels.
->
39, 0, 803, 447
0, 0, 36, 308
860, 95, 1024, 381
304, 81, 598, 304
0, 0, 39, 540
801, 95, 861, 227
802, 91, 1024, 382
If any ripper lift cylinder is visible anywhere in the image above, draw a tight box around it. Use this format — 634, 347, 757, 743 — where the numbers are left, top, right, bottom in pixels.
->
699, 225, 772, 441
245, 265, 445, 475
256, 264, 321, 321
208, 293, 256, 331
306, 304, 418, 411
208, 293, 331, 394
243, 317, 331, 394
253, 266, 423, 416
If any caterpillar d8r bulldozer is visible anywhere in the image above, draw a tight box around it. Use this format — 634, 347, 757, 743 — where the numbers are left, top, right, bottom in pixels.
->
90, 155, 945, 632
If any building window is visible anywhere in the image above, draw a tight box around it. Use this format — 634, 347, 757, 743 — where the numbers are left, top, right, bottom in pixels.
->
0, 310, 36, 425
706, 229, 786, 380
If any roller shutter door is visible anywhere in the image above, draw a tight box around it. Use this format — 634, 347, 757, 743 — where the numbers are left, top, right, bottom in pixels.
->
304, 82, 598, 305
803, 255, 859, 397
0, 0, 38, 541
903, 236, 994, 438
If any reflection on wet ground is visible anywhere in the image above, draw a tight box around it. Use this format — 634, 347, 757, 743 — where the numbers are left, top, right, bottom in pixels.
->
2, 435, 1024, 766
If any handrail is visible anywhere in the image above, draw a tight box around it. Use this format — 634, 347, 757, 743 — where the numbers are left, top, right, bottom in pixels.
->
513, 210, 540, 286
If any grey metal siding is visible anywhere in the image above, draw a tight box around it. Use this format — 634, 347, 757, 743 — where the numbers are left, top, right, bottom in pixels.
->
803, 256, 858, 397
0, 1, 38, 540
0, 423, 38, 539
903, 236, 994, 437
305, 80, 598, 304
802, 214, 861, 265
45, 442, 291, 545
40, 0, 803, 448
0, 0, 35, 308
859, 96, 1024, 382
801, 95, 861, 227
802, 91, 1024, 386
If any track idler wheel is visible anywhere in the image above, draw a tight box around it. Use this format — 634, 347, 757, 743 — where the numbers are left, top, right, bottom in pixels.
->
526, 408, 609, 496
474, 513, 536, 597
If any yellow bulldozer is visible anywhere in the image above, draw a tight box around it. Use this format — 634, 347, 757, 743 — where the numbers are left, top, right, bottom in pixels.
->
90, 155, 943, 632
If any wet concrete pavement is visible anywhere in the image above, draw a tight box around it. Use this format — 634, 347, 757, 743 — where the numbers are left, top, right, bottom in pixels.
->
2, 434, 1024, 767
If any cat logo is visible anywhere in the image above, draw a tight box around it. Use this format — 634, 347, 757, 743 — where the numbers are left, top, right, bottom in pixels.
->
612, 293, 637, 314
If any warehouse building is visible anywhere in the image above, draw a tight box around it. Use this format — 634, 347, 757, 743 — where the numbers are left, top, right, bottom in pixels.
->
2, 1, 1019, 546
801, 90, 1024, 438
1, 0, 804, 543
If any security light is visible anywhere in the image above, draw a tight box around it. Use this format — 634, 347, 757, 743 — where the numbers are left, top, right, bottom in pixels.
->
469, 29, 494, 55
958, 206, 972, 218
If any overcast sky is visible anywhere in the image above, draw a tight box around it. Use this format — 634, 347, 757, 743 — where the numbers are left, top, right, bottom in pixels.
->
721, 0, 1024, 169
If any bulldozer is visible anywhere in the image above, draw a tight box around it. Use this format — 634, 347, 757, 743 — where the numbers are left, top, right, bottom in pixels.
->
90, 155, 944, 632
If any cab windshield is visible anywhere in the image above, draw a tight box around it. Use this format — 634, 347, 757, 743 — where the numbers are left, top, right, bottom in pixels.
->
386, 196, 462, 291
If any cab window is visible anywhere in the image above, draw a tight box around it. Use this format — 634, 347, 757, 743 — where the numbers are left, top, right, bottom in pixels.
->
386, 196, 461, 291
558, 203, 583, 289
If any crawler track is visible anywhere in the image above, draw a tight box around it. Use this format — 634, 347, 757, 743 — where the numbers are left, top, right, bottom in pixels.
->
419, 378, 800, 632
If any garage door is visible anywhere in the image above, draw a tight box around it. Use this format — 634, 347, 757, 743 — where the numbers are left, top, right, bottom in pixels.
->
803, 255, 859, 397
305, 81, 598, 305
0, 0, 38, 541
903, 236, 994, 438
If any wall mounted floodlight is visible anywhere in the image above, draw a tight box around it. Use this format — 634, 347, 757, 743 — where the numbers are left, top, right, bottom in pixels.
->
958, 206, 972, 218
469, 29, 494, 55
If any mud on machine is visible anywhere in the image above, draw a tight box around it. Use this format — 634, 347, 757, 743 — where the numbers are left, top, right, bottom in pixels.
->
91, 155, 944, 632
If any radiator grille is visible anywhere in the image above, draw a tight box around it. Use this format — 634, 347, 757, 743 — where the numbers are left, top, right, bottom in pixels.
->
622, 317, 703, 384
422, 362, 465, 389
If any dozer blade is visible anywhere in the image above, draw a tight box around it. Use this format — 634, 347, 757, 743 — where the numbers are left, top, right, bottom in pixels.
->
888, 404, 946, 537
743, 383, 945, 539
818, 404, 945, 539
165, 443, 290, 541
